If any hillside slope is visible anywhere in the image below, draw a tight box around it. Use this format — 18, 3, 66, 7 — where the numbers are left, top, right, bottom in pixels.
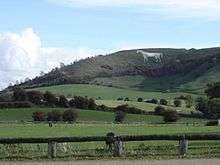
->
19, 47, 220, 93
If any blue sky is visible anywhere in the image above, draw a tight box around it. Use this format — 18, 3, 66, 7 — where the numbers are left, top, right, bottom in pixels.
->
0, 0, 220, 88
1, 0, 220, 51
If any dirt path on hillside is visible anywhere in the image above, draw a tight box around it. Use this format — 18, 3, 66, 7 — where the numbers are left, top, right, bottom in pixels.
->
0, 159, 220, 165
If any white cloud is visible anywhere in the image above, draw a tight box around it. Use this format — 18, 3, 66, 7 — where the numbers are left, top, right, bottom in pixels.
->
49, 0, 220, 19
0, 28, 94, 89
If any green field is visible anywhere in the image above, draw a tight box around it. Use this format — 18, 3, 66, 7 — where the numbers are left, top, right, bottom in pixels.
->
0, 123, 219, 138
96, 100, 194, 113
0, 108, 206, 124
34, 84, 198, 100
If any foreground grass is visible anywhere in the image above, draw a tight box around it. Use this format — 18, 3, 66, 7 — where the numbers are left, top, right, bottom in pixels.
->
0, 123, 219, 138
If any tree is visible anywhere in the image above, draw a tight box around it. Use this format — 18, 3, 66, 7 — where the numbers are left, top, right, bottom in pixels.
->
207, 98, 220, 118
27, 91, 43, 105
137, 97, 143, 102
160, 99, 168, 105
47, 110, 62, 122
195, 97, 208, 115
12, 87, 27, 101
63, 109, 79, 123
115, 111, 126, 123
88, 98, 96, 110
44, 91, 58, 106
163, 109, 179, 123
32, 111, 46, 121
154, 106, 166, 115
58, 95, 69, 107
185, 95, 193, 108
174, 99, 181, 107
205, 82, 220, 99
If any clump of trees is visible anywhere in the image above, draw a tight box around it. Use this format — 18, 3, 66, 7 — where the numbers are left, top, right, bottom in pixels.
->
174, 99, 181, 107
196, 82, 220, 119
160, 99, 168, 105
154, 106, 179, 123
163, 109, 179, 123
33, 109, 79, 123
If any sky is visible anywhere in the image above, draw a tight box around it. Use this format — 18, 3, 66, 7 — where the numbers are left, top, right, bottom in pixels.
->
0, 0, 220, 89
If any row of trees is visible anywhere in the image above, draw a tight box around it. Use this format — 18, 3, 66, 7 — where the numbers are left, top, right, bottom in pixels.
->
33, 109, 79, 123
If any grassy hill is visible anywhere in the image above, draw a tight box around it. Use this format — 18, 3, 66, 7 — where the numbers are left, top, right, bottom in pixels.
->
15, 47, 220, 94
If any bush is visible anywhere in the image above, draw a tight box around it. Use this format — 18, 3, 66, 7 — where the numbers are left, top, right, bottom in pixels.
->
27, 91, 43, 105
88, 98, 96, 110
96, 104, 113, 112
32, 111, 46, 121
163, 109, 179, 123
124, 97, 130, 101
115, 111, 126, 123
154, 106, 166, 115
174, 99, 181, 107
44, 91, 58, 106
12, 87, 27, 101
117, 97, 123, 101
63, 109, 79, 123
58, 95, 69, 108
137, 97, 143, 102
115, 104, 145, 114
160, 99, 168, 105
145, 99, 158, 104
206, 120, 219, 126
47, 110, 62, 122
0, 101, 33, 109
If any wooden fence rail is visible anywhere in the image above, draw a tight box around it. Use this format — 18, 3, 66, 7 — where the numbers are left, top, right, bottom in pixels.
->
0, 133, 219, 158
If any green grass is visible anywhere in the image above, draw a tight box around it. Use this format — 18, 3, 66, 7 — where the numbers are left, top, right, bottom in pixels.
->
96, 100, 194, 113
0, 123, 219, 138
0, 108, 207, 124
33, 84, 198, 100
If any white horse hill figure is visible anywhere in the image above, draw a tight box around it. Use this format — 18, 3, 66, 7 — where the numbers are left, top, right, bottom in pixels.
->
136, 50, 163, 63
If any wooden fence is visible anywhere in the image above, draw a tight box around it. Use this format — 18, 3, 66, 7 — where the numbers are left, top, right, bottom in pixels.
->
0, 133, 220, 158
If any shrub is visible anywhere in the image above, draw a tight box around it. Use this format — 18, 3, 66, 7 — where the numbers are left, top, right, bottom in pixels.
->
88, 98, 96, 110
96, 104, 113, 112
44, 91, 58, 106
69, 99, 75, 107
115, 111, 126, 123
174, 99, 181, 107
117, 97, 123, 101
137, 97, 143, 102
27, 91, 43, 105
145, 99, 158, 104
47, 110, 62, 122
58, 95, 69, 108
32, 111, 46, 121
154, 106, 166, 115
185, 95, 193, 108
12, 87, 27, 101
163, 109, 179, 123
63, 109, 79, 123
160, 99, 168, 105
115, 104, 145, 114
0, 101, 33, 109
124, 97, 130, 101
206, 120, 219, 126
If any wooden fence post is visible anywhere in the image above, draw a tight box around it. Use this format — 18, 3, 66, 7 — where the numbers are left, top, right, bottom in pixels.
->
178, 135, 188, 156
48, 141, 57, 158
113, 138, 123, 157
